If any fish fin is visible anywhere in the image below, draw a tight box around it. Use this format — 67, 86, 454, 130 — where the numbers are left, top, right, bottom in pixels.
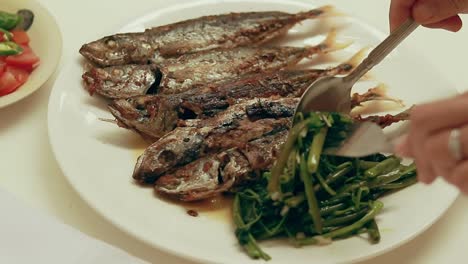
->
333, 48, 369, 74
313, 29, 352, 55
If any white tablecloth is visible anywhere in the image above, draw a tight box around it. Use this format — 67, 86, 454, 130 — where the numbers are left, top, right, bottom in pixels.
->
1, 0, 468, 263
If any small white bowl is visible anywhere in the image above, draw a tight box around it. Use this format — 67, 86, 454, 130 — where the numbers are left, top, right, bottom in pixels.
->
0, 0, 62, 108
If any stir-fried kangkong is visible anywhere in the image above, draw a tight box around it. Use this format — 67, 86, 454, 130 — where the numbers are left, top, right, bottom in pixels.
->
234, 112, 417, 260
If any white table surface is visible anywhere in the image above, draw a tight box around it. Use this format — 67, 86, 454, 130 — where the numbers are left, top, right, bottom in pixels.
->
2, 0, 468, 263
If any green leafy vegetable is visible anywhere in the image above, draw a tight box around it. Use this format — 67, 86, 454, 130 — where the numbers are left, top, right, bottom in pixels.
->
233, 112, 417, 260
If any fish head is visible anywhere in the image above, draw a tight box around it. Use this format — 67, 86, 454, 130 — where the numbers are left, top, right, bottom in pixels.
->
155, 150, 249, 201
79, 33, 154, 67
82, 64, 161, 99
132, 127, 207, 183
108, 96, 178, 141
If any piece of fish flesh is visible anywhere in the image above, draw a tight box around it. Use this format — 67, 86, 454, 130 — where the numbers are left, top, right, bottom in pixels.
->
107, 50, 366, 139
83, 30, 348, 98
155, 130, 288, 201
79, 6, 335, 67
132, 98, 298, 184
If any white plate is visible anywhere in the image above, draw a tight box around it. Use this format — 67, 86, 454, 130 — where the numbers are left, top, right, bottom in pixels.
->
0, 0, 62, 108
48, 0, 459, 263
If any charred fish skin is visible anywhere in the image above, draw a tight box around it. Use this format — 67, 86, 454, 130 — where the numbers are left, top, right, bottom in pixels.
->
82, 64, 161, 99
155, 131, 287, 201
132, 98, 297, 183
175, 49, 364, 116
157, 30, 344, 95
79, 6, 334, 67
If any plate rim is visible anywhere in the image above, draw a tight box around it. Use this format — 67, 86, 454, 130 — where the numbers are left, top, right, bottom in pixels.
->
47, 0, 460, 263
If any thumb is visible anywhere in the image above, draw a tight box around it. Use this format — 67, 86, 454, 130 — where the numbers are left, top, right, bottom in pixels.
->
412, 0, 468, 24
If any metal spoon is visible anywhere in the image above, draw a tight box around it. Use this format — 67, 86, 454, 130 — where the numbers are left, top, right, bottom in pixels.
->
295, 19, 419, 157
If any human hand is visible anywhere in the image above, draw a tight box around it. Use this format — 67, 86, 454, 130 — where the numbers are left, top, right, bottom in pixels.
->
390, 0, 468, 32
395, 93, 468, 194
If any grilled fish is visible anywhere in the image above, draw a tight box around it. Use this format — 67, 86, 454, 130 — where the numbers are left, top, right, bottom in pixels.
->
83, 30, 348, 98
155, 130, 287, 201
108, 50, 365, 139
157, 30, 347, 94
132, 98, 297, 184
80, 6, 334, 67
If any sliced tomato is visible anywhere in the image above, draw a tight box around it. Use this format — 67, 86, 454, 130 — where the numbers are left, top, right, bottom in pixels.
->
5, 45, 40, 71
11, 30, 30, 45
7, 66, 29, 84
0, 66, 30, 96
0, 71, 21, 96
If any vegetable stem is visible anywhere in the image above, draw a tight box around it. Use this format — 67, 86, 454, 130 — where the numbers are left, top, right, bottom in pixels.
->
321, 201, 383, 239
307, 127, 328, 173
366, 219, 381, 244
300, 155, 323, 233
364, 157, 401, 178
269, 119, 313, 197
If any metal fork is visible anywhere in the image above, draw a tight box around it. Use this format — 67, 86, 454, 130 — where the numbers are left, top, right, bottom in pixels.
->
294, 19, 419, 157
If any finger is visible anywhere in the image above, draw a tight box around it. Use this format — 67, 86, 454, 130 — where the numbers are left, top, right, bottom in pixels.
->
405, 96, 467, 184
416, 159, 438, 184
447, 161, 468, 193
460, 178, 468, 195
412, 0, 468, 25
410, 95, 468, 134
424, 125, 468, 178
394, 134, 413, 157
424, 15, 463, 32
390, 0, 417, 31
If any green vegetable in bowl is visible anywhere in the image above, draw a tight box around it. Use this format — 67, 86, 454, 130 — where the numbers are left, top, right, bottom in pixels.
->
233, 112, 417, 260
0, 11, 20, 30
0, 28, 13, 41
0, 41, 23, 56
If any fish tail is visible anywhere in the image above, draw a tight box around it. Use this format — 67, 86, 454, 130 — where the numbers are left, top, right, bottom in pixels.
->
296, 5, 344, 20
332, 48, 369, 74
311, 29, 352, 56
368, 84, 405, 107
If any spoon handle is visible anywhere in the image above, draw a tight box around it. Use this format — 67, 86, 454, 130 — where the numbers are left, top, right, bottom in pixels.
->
344, 19, 419, 84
